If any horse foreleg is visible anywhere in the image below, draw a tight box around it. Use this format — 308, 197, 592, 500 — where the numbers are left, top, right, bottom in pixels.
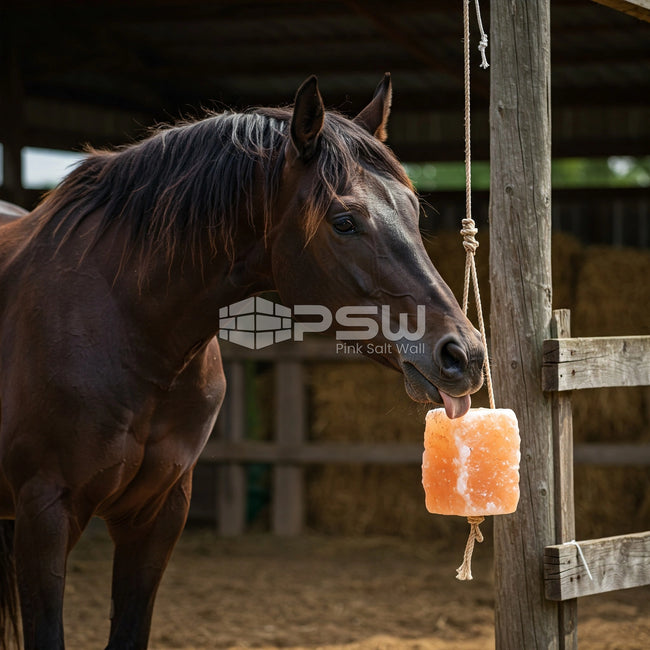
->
104, 472, 192, 650
13, 481, 85, 650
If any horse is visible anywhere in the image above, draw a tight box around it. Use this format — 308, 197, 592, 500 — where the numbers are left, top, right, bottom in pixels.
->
0, 74, 484, 649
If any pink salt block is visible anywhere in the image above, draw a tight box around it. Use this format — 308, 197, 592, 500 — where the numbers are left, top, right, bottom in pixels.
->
422, 408, 520, 517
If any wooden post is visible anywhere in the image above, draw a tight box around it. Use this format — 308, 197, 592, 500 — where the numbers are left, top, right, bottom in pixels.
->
0, 11, 25, 207
550, 310, 577, 650
217, 360, 247, 536
489, 1, 558, 648
272, 360, 305, 535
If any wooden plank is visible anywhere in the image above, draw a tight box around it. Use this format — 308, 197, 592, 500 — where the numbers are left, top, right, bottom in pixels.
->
550, 310, 577, 650
574, 443, 650, 465
590, 0, 650, 22
345, 0, 488, 99
23, 97, 152, 151
544, 531, 650, 600
550, 311, 576, 542
272, 360, 305, 536
0, 16, 25, 207
200, 441, 650, 467
200, 441, 424, 465
489, 1, 559, 647
216, 361, 247, 537
201, 440, 650, 467
219, 338, 364, 362
542, 335, 650, 391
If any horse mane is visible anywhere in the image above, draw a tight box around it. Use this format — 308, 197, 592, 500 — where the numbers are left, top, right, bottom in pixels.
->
33, 105, 412, 268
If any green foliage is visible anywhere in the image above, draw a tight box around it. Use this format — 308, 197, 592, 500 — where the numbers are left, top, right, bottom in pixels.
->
403, 161, 490, 191
403, 156, 650, 192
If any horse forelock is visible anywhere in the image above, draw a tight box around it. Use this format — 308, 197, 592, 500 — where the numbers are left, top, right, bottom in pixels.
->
31, 105, 412, 269
299, 111, 414, 245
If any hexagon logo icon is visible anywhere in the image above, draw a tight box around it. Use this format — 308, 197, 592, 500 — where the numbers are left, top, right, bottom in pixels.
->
218, 297, 293, 349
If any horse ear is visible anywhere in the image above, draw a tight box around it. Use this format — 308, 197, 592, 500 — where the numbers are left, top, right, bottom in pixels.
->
354, 72, 392, 142
290, 75, 325, 162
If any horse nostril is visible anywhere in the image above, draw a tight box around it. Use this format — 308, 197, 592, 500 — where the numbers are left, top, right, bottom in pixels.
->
436, 336, 469, 379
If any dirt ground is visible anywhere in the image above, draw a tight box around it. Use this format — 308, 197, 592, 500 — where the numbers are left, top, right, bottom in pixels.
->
62, 522, 650, 650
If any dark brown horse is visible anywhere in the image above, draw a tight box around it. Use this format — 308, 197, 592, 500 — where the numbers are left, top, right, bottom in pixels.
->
0, 75, 483, 649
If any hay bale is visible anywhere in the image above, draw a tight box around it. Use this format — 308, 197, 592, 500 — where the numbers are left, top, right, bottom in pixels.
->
569, 246, 650, 538
305, 320, 491, 537
422, 230, 490, 326
558, 244, 650, 538
575, 466, 650, 540
306, 362, 444, 537
573, 245, 650, 337
571, 245, 650, 443
309, 362, 424, 443
552, 232, 584, 312
423, 230, 582, 334
305, 465, 469, 539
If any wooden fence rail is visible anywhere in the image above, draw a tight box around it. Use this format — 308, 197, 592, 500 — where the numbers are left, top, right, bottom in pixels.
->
543, 335, 650, 391
200, 440, 650, 467
545, 531, 650, 601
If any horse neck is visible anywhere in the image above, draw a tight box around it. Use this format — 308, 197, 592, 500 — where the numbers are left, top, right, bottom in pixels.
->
104, 212, 276, 382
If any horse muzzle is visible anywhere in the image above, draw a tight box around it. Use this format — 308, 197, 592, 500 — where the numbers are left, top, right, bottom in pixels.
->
398, 334, 485, 418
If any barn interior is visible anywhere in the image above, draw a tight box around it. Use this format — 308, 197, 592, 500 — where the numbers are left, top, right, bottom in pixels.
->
1, 0, 648, 540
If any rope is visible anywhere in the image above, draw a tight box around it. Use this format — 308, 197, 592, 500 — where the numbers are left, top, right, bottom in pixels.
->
456, 516, 485, 580
566, 540, 594, 581
457, 0, 492, 583
462, 0, 494, 411
474, 0, 489, 69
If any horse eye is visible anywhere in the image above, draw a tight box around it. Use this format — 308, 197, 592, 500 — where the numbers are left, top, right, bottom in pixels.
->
332, 215, 357, 234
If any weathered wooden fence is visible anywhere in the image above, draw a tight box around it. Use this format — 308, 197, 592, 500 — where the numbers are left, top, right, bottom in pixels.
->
541, 308, 650, 649
489, 1, 649, 647
197, 334, 650, 540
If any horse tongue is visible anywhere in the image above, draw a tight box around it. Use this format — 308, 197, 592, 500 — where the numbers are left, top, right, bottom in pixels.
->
439, 391, 471, 419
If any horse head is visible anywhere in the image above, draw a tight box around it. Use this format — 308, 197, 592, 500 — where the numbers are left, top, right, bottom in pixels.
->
270, 75, 484, 418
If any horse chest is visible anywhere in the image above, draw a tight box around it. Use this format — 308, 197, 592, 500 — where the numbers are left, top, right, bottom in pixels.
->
94, 354, 225, 518
91, 405, 215, 521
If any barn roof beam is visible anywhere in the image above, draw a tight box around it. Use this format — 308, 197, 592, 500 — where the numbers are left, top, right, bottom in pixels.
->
590, 0, 650, 22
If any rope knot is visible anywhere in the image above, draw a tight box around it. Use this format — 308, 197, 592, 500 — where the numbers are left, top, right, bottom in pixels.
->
461, 218, 479, 254
456, 516, 485, 581
478, 34, 489, 69
473, 0, 490, 69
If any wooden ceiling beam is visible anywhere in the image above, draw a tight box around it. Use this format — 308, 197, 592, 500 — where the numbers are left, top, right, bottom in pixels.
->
341, 0, 489, 100
8, 0, 457, 25
24, 78, 649, 126
590, 0, 650, 22
19, 89, 648, 163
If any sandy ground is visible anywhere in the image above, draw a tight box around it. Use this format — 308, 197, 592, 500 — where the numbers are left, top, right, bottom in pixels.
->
62, 523, 650, 650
